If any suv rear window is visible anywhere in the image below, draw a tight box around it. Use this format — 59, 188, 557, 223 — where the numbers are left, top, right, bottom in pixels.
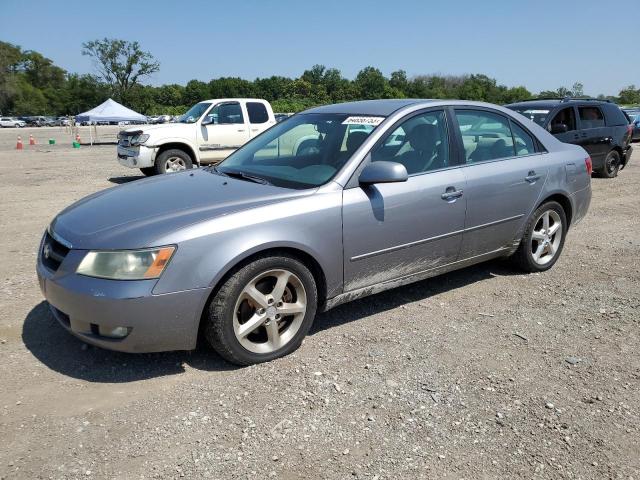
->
603, 103, 631, 126
246, 102, 269, 124
578, 107, 605, 128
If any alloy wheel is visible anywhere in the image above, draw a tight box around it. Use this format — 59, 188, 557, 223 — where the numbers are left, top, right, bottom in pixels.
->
165, 156, 187, 172
232, 269, 307, 354
530, 210, 562, 266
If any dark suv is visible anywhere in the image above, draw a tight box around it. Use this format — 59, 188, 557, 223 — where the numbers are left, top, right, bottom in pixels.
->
506, 98, 633, 178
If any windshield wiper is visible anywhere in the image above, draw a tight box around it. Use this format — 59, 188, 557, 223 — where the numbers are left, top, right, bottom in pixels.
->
218, 169, 271, 185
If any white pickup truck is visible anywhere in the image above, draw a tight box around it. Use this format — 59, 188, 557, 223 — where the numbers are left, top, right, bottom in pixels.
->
117, 98, 276, 175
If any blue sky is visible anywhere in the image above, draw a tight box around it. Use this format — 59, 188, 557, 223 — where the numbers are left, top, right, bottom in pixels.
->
1, 0, 636, 95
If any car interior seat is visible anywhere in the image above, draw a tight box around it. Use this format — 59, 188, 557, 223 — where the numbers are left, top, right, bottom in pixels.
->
396, 124, 443, 174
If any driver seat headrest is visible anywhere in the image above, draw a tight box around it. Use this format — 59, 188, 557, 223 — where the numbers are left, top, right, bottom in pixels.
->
407, 123, 439, 152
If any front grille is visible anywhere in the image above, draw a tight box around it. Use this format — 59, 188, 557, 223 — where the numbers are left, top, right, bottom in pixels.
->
41, 232, 70, 271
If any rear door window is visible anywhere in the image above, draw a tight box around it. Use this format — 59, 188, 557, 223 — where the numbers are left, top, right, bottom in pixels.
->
246, 102, 269, 124
578, 106, 605, 128
511, 122, 536, 156
454, 110, 516, 163
549, 107, 577, 132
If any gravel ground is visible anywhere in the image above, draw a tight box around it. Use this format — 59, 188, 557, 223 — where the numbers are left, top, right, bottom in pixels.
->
0, 126, 638, 479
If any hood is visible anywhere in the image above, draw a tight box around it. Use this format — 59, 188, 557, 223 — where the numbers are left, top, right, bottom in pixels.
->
51, 169, 311, 249
124, 122, 195, 140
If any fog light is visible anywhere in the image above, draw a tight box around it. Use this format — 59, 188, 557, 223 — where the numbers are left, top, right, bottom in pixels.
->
100, 326, 130, 339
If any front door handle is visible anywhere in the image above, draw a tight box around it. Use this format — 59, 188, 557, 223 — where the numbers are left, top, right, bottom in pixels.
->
237, 129, 246, 132
441, 187, 463, 201
525, 170, 541, 183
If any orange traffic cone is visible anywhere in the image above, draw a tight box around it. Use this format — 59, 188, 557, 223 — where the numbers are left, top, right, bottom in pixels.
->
29, 134, 36, 146
16, 136, 23, 150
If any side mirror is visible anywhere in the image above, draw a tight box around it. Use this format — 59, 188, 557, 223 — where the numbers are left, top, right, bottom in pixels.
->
359, 161, 408, 185
550, 123, 568, 134
201, 116, 213, 126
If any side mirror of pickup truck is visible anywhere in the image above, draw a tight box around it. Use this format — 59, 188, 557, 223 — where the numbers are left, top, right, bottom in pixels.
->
201, 116, 214, 126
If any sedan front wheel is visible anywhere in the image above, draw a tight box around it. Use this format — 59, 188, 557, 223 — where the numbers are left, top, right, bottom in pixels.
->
205, 254, 318, 365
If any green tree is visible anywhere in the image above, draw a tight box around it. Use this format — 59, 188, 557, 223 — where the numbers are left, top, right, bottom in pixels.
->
618, 85, 640, 105
389, 70, 408, 94
0, 41, 23, 113
82, 38, 160, 104
183, 79, 209, 105
354, 67, 387, 99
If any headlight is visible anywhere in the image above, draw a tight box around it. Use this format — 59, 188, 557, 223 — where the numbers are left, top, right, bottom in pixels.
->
76, 247, 175, 280
130, 133, 150, 145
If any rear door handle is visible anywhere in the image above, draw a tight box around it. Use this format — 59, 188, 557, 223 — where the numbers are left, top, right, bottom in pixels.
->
441, 187, 463, 201
525, 170, 541, 183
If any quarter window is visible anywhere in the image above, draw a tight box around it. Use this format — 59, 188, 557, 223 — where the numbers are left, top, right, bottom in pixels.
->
454, 110, 515, 163
205, 102, 244, 125
371, 110, 449, 175
578, 106, 605, 128
246, 102, 269, 124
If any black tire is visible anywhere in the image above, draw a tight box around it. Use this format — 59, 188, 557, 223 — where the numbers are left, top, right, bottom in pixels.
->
597, 150, 620, 178
139, 167, 155, 176
154, 149, 193, 175
511, 201, 567, 273
205, 254, 318, 366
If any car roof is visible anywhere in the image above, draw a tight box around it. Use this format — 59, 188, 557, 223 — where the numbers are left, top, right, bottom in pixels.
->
506, 100, 563, 109
507, 98, 615, 109
304, 99, 431, 116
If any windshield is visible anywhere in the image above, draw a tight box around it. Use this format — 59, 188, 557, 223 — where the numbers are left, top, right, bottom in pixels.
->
178, 102, 212, 123
217, 113, 382, 189
508, 107, 551, 127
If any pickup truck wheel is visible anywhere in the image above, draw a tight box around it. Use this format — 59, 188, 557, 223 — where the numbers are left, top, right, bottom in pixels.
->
205, 255, 318, 366
155, 149, 193, 174
511, 201, 567, 273
139, 167, 155, 176
597, 150, 620, 178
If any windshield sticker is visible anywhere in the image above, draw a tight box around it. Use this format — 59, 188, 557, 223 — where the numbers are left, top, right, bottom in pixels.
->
342, 116, 385, 126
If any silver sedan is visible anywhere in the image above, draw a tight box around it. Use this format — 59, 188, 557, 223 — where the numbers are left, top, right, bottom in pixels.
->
37, 100, 592, 365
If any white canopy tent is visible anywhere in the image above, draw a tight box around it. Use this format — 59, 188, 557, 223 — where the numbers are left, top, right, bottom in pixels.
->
75, 98, 147, 144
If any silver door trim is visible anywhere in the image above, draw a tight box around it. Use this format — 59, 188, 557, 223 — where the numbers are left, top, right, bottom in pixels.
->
350, 214, 524, 262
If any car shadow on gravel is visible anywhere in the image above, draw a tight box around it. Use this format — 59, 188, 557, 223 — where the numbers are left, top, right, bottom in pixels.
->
108, 175, 146, 184
23, 259, 519, 382
22, 302, 237, 383
312, 258, 520, 335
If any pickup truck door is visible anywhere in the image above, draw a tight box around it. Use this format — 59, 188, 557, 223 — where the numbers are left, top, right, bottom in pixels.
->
246, 101, 276, 139
198, 101, 250, 164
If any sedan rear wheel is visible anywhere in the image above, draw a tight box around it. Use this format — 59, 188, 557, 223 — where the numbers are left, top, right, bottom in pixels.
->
511, 201, 567, 272
205, 255, 317, 365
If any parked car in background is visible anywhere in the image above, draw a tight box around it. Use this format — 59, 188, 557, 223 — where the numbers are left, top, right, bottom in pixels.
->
117, 98, 277, 175
624, 109, 640, 142
27, 116, 48, 127
55, 117, 71, 126
40, 99, 591, 365
506, 98, 633, 178
275, 113, 294, 123
0, 117, 26, 127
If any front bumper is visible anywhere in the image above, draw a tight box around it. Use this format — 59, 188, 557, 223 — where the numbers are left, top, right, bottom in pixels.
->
117, 144, 157, 169
36, 249, 209, 353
